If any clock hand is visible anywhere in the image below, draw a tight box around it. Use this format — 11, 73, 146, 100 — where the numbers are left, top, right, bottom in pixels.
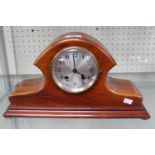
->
72, 53, 76, 69
76, 70, 85, 79
72, 53, 85, 80
73, 68, 86, 80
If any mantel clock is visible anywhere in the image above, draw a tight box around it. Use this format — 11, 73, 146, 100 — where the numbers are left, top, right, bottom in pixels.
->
4, 32, 150, 119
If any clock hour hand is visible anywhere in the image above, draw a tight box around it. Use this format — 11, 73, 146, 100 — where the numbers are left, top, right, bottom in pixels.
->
73, 68, 86, 80
81, 74, 86, 80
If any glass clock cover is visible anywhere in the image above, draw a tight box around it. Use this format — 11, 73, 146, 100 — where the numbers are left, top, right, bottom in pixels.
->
51, 47, 99, 93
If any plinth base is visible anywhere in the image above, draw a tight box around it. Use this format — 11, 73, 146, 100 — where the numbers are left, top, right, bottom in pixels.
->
4, 104, 150, 119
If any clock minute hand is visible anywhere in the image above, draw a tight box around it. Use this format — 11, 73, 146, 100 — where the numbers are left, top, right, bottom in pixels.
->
72, 53, 85, 80
72, 53, 76, 69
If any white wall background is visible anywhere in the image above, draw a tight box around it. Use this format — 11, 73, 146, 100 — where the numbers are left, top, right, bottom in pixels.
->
0, 27, 10, 99
0, 26, 16, 128
3, 26, 155, 75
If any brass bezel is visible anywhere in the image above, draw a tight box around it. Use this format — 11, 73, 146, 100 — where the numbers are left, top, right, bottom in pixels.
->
50, 46, 99, 94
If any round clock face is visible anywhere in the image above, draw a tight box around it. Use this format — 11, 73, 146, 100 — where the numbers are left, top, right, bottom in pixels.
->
51, 47, 99, 93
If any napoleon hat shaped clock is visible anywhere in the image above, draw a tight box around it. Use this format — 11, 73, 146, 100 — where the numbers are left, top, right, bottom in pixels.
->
4, 32, 150, 119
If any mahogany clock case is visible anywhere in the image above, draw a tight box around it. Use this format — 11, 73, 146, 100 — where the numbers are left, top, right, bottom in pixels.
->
4, 32, 150, 119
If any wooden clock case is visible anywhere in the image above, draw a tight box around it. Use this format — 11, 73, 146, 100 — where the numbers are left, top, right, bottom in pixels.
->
4, 32, 150, 119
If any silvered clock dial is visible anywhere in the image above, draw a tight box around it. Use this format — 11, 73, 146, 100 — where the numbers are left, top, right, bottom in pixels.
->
51, 47, 99, 93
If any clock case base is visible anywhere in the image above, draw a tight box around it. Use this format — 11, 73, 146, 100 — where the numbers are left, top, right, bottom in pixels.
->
4, 77, 150, 119
4, 105, 150, 119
